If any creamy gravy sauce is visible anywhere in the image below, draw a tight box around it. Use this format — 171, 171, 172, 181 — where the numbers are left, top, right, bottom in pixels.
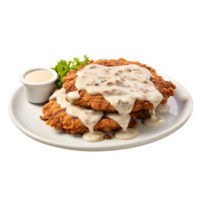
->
156, 104, 170, 112
24, 70, 53, 83
82, 131, 105, 142
114, 128, 139, 140
142, 114, 165, 127
67, 64, 164, 128
50, 63, 166, 142
106, 113, 130, 131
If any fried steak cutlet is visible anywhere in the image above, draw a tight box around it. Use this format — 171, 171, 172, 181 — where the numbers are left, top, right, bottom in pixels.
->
62, 58, 176, 113
40, 99, 138, 134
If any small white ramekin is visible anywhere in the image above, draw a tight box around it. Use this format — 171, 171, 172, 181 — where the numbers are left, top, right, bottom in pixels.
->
19, 68, 58, 103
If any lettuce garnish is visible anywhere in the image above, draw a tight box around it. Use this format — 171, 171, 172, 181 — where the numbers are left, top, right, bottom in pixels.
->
51, 53, 91, 89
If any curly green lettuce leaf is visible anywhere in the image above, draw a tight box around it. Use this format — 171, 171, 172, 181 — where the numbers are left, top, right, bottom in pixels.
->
51, 55, 90, 89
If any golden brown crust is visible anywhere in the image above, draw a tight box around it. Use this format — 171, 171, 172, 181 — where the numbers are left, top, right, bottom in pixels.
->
136, 109, 151, 119
104, 134, 112, 139
62, 58, 176, 112
40, 99, 138, 134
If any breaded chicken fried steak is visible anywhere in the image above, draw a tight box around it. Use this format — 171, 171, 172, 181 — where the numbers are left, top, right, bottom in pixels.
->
63, 59, 175, 112
40, 58, 176, 142
41, 99, 139, 134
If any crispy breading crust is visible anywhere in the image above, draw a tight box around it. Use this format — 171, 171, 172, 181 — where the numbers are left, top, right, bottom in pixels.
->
40, 99, 138, 134
62, 58, 176, 113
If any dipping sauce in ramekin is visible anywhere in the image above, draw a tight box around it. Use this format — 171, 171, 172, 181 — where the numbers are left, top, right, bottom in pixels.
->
20, 68, 58, 103
24, 70, 54, 84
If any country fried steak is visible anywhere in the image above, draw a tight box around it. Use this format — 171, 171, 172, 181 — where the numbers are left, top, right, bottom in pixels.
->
62, 58, 176, 113
40, 99, 139, 134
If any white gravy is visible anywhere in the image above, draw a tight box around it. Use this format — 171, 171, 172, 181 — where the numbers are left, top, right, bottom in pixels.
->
50, 63, 167, 142
156, 104, 170, 112
114, 128, 139, 140
82, 131, 105, 142
67, 64, 164, 128
24, 70, 53, 83
106, 113, 130, 131
142, 114, 165, 127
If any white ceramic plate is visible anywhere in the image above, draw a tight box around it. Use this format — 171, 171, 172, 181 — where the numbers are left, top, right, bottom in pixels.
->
9, 74, 193, 151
